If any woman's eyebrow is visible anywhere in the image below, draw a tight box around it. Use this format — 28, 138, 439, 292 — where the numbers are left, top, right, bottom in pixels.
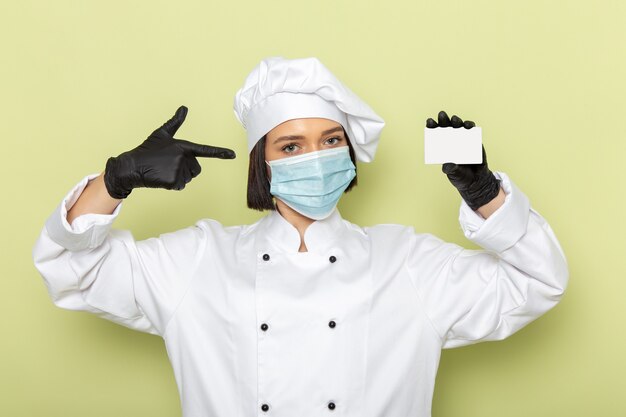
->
321, 126, 344, 135
272, 126, 344, 144
273, 135, 305, 144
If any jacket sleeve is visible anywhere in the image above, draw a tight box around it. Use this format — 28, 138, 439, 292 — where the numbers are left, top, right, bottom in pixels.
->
32, 173, 207, 336
405, 171, 569, 349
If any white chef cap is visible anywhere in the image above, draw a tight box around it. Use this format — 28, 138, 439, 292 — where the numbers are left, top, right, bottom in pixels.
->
233, 56, 385, 162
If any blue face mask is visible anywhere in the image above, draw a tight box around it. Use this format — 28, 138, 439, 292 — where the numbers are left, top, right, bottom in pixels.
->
266, 146, 356, 220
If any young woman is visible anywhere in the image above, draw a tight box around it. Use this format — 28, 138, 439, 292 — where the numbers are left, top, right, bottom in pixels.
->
33, 56, 568, 417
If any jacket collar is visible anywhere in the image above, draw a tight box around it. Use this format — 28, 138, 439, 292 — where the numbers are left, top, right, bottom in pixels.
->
257, 207, 348, 254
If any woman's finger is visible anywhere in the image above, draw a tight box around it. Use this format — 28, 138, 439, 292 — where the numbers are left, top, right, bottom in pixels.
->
177, 139, 237, 159
450, 115, 464, 128
160, 105, 188, 137
189, 157, 202, 178
426, 118, 438, 128
437, 111, 451, 127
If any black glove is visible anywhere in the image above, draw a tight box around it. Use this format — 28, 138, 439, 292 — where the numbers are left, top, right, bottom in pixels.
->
426, 110, 501, 211
104, 105, 236, 199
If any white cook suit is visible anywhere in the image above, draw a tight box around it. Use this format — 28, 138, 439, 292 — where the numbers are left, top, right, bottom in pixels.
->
32, 170, 568, 417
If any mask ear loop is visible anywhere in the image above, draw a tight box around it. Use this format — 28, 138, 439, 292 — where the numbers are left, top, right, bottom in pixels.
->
265, 160, 272, 184
265, 161, 278, 210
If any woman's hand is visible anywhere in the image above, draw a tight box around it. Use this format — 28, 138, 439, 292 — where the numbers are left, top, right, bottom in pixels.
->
426, 110, 501, 212
104, 105, 236, 199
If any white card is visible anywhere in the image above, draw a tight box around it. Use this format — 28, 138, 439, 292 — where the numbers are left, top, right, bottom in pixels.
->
424, 126, 483, 164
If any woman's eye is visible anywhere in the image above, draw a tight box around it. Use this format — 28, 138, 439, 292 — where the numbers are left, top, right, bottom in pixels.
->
281, 143, 299, 153
325, 136, 342, 145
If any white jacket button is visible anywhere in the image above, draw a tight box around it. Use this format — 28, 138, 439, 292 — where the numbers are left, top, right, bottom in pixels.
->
327, 401, 336, 410
260, 323, 269, 331
328, 320, 336, 328
329, 255, 337, 263
261, 403, 270, 412
262, 253, 270, 261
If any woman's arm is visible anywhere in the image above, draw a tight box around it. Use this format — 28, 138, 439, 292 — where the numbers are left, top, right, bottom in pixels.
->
67, 171, 121, 225
476, 187, 505, 219
405, 172, 569, 348
34, 106, 236, 334
33, 173, 209, 335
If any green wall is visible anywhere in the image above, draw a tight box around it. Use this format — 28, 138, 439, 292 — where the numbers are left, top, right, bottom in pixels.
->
2, 0, 624, 415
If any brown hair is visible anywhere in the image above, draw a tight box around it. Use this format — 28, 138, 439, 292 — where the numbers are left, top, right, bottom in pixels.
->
247, 129, 359, 211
